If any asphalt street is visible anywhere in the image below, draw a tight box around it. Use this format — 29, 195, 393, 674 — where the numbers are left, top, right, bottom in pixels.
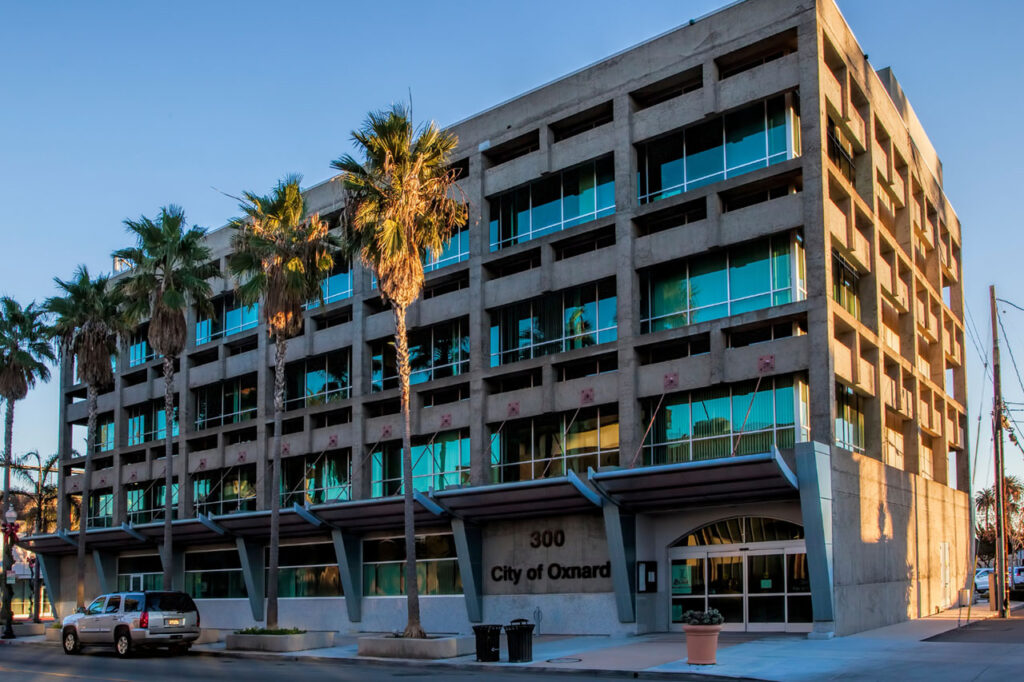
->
0, 644, 653, 682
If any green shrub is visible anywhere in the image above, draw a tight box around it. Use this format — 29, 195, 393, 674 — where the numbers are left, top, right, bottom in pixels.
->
680, 608, 725, 626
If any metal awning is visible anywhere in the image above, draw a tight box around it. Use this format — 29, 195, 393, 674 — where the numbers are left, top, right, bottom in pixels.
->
432, 476, 600, 522
589, 449, 799, 511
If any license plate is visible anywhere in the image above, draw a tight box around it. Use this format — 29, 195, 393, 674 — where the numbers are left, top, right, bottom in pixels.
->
167, 618, 182, 626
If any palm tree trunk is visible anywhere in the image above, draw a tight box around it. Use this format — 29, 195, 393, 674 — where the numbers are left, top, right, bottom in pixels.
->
394, 305, 424, 638
266, 334, 286, 629
76, 384, 97, 609
31, 481, 40, 624
161, 355, 175, 590
2, 399, 15, 633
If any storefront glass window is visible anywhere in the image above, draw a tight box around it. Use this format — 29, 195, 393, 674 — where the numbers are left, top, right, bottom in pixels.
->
185, 549, 247, 599
362, 534, 461, 596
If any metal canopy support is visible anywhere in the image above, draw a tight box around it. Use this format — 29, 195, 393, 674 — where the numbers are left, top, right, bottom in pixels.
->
198, 513, 228, 536
120, 523, 148, 543
93, 550, 118, 594
451, 517, 483, 623
331, 528, 362, 623
602, 502, 636, 623
37, 554, 62, 621
414, 490, 446, 517
55, 529, 77, 547
568, 469, 604, 507
795, 441, 835, 639
236, 537, 265, 622
292, 503, 324, 528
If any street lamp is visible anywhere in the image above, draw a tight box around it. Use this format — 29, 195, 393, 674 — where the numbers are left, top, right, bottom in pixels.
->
2, 506, 19, 639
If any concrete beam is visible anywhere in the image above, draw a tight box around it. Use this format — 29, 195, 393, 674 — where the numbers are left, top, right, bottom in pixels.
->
602, 502, 636, 623
331, 528, 361, 623
236, 537, 265, 622
37, 554, 62, 621
451, 517, 483, 623
795, 441, 835, 638
92, 550, 118, 594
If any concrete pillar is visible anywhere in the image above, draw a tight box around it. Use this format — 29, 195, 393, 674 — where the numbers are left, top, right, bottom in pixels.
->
451, 518, 483, 623
331, 528, 362, 623
795, 441, 835, 638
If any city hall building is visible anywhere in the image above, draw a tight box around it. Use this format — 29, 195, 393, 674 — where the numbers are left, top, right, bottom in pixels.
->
24, 0, 971, 638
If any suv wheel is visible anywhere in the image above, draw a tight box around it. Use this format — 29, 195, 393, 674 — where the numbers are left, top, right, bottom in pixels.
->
114, 629, 133, 658
62, 629, 81, 655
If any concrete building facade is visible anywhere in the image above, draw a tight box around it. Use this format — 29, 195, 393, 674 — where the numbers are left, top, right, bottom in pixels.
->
27, 0, 970, 638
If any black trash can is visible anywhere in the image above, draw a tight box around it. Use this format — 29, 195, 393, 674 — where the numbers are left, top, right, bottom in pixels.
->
472, 624, 502, 662
504, 618, 535, 663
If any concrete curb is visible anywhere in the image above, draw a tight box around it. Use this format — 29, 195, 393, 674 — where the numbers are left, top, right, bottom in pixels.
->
187, 645, 763, 681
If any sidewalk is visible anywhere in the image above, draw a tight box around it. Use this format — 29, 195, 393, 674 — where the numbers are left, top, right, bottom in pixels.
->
6, 601, 1020, 681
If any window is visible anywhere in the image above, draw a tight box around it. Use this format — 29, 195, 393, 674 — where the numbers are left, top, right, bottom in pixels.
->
676, 517, 804, 546
371, 430, 470, 497
194, 376, 258, 430
285, 351, 350, 410
363, 534, 461, 596
424, 225, 469, 272
371, 319, 469, 392
87, 489, 114, 528
193, 464, 257, 516
637, 94, 798, 204
125, 480, 178, 525
641, 375, 808, 464
835, 383, 865, 452
117, 555, 164, 592
96, 415, 115, 452
307, 261, 352, 308
490, 279, 617, 366
640, 233, 804, 333
489, 156, 614, 250
267, 543, 342, 597
128, 326, 156, 367
281, 450, 351, 506
127, 401, 179, 446
491, 407, 619, 483
826, 117, 855, 182
832, 252, 861, 319
196, 295, 258, 344
185, 550, 247, 599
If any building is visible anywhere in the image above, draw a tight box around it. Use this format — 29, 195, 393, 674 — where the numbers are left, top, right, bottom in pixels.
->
25, 0, 970, 638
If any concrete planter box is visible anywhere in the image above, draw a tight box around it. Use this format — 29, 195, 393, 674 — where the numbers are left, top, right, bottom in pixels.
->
225, 631, 335, 652
13, 622, 47, 636
357, 634, 473, 660
45, 627, 62, 642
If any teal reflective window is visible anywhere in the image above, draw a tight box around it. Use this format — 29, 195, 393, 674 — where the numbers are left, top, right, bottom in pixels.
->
689, 253, 728, 322
370, 430, 469, 497
362, 535, 461, 596
372, 320, 468, 392
725, 105, 768, 174
685, 119, 724, 188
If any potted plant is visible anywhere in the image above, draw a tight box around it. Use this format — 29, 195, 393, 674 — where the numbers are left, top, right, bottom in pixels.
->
681, 608, 724, 665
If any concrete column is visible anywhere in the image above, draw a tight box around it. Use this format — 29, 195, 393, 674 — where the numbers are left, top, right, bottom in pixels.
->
795, 441, 835, 638
465, 151, 488, 486
331, 528, 362, 622
92, 550, 117, 594
237, 537, 265, 622
451, 518, 483, 623
349, 262, 368, 500
602, 502, 636, 623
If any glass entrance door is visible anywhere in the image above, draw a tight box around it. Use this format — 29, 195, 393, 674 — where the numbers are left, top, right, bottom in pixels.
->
669, 545, 811, 632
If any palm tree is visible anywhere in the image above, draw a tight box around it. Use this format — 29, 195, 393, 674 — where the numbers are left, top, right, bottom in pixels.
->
333, 104, 467, 637
0, 298, 54, 635
227, 175, 338, 628
13, 449, 60, 622
45, 267, 125, 608
977, 487, 995, 531
113, 205, 218, 589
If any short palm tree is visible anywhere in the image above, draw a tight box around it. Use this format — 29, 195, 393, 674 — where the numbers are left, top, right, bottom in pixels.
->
45, 267, 125, 608
228, 175, 338, 628
0, 298, 54, 633
14, 449, 60, 622
332, 104, 467, 637
113, 205, 218, 589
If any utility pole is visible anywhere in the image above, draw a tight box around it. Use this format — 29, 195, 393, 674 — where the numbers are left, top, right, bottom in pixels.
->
990, 285, 1010, 618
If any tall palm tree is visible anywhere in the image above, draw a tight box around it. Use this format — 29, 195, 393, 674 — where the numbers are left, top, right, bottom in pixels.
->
45, 267, 125, 608
333, 104, 467, 637
113, 205, 218, 589
0, 298, 54, 636
227, 175, 338, 628
977, 487, 995, 531
13, 449, 60, 622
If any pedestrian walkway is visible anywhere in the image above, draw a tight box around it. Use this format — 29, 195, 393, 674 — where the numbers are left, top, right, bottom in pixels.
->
7, 601, 1021, 681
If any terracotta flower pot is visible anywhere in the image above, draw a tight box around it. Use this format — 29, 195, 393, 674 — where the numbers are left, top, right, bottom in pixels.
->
683, 623, 722, 665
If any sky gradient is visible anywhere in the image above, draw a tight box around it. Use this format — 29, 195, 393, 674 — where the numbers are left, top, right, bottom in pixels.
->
2, 0, 1021, 491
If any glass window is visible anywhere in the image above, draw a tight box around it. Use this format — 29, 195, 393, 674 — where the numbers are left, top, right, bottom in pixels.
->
193, 465, 257, 516
370, 430, 470, 497
425, 225, 469, 272
835, 383, 865, 452
282, 450, 351, 506
286, 351, 350, 409
195, 375, 257, 429
372, 319, 469, 392
673, 517, 804, 547
185, 550, 247, 599
725, 104, 768, 174
362, 534, 461, 596
642, 375, 806, 465
489, 156, 615, 250
832, 252, 860, 319
685, 119, 724, 189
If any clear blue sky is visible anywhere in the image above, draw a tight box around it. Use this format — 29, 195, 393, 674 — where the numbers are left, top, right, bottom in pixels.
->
1, 0, 1021, 492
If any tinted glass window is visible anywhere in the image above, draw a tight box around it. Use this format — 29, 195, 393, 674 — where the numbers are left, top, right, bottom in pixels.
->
104, 596, 121, 613
86, 597, 105, 615
123, 596, 143, 613
144, 592, 197, 613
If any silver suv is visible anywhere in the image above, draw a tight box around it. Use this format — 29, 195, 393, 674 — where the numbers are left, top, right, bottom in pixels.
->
62, 591, 200, 657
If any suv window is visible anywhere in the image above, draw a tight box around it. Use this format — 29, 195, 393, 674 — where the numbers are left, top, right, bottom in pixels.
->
86, 597, 106, 615
144, 592, 197, 613
123, 595, 143, 613
104, 596, 121, 613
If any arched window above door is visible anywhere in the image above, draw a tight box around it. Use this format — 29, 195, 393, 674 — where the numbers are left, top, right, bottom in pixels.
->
673, 516, 803, 547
